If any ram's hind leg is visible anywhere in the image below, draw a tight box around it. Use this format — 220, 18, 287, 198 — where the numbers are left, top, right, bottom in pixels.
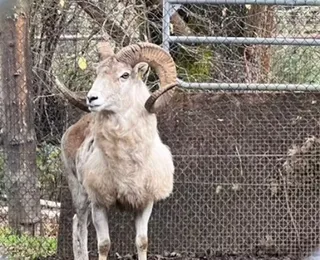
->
135, 201, 154, 260
72, 204, 89, 260
92, 204, 111, 260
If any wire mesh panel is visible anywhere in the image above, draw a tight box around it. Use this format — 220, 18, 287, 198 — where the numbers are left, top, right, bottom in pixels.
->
0, 0, 319, 259
158, 92, 320, 256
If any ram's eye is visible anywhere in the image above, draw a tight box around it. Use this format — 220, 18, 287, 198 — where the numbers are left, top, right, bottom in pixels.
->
121, 72, 130, 79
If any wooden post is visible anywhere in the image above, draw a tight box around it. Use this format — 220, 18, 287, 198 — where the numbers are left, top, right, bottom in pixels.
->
0, 0, 41, 235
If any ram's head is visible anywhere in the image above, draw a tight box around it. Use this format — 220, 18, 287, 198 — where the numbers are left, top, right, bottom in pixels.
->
56, 42, 178, 113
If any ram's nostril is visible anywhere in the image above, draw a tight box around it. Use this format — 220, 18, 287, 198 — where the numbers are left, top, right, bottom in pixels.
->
87, 96, 98, 103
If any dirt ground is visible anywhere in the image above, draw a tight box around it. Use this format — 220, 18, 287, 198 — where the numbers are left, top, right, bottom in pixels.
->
93, 251, 307, 260
117, 253, 302, 260
41, 252, 306, 260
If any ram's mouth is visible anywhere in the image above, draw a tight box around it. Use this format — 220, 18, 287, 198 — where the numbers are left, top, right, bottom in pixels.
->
87, 100, 103, 110
88, 104, 101, 111
88, 103, 115, 113
88, 104, 100, 108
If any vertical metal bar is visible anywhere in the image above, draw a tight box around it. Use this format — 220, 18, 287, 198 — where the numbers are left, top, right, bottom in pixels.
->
162, 0, 171, 52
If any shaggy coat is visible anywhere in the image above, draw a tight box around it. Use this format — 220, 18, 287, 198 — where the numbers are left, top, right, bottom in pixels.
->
59, 42, 177, 260
61, 68, 174, 211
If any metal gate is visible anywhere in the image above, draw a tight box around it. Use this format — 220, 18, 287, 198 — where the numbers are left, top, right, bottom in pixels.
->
162, 0, 320, 91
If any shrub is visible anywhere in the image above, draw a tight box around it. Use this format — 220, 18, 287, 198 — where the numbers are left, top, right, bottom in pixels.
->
0, 227, 57, 260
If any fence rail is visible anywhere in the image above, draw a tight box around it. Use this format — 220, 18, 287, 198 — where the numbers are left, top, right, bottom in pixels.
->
177, 80, 320, 90
167, 36, 320, 45
167, 0, 320, 5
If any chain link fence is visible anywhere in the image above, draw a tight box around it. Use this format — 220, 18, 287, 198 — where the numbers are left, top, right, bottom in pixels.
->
0, 0, 320, 259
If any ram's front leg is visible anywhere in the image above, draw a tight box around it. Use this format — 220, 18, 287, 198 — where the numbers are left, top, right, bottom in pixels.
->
92, 204, 111, 260
135, 201, 154, 260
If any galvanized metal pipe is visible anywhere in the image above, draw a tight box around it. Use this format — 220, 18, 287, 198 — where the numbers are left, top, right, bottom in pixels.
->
168, 0, 320, 6
169, 36, 320, 46
177, 79, 320, 91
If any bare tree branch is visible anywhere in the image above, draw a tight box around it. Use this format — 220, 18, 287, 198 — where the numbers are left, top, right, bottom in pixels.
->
171, 12, 192, 36
76, 0, 132, 45
154, 0, 193, 36
77, 0, 192, 47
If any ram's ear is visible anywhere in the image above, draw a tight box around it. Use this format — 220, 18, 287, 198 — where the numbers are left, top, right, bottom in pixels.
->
133, 62, 149, 80
97, 41, 114, 60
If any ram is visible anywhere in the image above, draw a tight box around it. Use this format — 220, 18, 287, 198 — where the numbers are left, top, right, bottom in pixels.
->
56, 42, 177, 260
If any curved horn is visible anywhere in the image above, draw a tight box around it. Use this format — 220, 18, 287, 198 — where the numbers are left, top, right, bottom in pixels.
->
115, 42, 178, 113
54, 77, 89, 112
53, 41, 114, 112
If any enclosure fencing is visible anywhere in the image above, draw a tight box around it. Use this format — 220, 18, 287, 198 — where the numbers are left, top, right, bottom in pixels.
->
0, 0, 320, 259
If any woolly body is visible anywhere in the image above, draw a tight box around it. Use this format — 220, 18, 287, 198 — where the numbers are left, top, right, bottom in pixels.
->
65, 108, 174, 211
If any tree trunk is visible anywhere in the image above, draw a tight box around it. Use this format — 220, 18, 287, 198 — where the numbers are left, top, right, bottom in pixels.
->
0, 0, 41, 235
57, 178, 74, 259
244, 5, 276, 83
31, 0, 70, 144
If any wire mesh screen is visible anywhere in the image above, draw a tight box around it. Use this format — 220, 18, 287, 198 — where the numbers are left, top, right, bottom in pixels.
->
0, 0, 319, 259
157, 92, 320, 255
